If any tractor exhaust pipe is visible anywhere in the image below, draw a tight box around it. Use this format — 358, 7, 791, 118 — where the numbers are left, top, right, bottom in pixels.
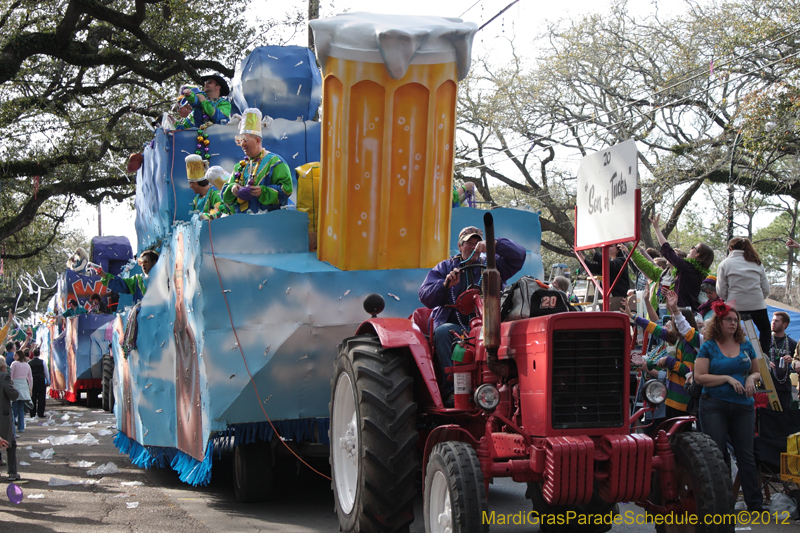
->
482, 213, 502, 374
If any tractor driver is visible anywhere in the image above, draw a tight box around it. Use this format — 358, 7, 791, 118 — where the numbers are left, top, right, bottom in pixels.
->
419, 226, 526, 407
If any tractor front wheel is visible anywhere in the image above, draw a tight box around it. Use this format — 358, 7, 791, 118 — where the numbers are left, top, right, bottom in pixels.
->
424, 441, 488, 533
654, 432, 734, 533
330, 335, 418, 533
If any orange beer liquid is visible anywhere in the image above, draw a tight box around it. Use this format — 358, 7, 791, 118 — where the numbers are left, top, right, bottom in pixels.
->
318, 57, 458, 271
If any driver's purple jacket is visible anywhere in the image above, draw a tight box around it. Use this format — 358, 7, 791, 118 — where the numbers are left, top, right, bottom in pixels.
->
419, 238, 526, 331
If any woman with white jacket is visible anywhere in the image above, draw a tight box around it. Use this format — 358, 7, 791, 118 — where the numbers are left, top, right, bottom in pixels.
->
716, 237, 771, 355
9, 350, 32, 433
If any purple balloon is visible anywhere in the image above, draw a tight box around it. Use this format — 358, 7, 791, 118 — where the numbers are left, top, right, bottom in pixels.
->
237, 186, 255, 201
7, 483, 23, 504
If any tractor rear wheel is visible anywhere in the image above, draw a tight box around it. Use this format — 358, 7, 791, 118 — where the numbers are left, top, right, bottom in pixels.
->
527, 482, 618, 533
233, 441, 274, 503
424, 441, 488, 533
654, 432, 734, 533
330, 335, 418, 533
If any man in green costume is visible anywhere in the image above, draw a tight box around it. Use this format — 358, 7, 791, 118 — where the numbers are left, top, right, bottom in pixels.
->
181, 74, 231, 125
222, 107, 293, 214
184, 155, 233, 220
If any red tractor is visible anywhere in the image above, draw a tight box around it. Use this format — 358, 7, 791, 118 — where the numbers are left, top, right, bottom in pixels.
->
330, 213, 734, 533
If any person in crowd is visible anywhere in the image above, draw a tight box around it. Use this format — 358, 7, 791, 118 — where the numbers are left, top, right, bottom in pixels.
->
99, 250, 159, 304
0, 310, 12, 345
222, 108, 293, 214
650, 215, 714, 312
60, 299, 88, 320
694, 300, 765, 512
697, 275, 721, 324
174, 96, 195, 130
768, 311, 796, 412
0, 358, 20, 481
9, 350, 31, 433
583, 244, 630, 298
28, 347, 48, 419
4, 342, 14, 367
185, 158, 233, 220
419, 226, 526, 407
626, 242, 673, 316
181, 74, 231, 126
623, 289, 701, 418
89, 293, 109, 314
551, 276, 582, 311
452, 181, 476, 207
716, 237, 770, 355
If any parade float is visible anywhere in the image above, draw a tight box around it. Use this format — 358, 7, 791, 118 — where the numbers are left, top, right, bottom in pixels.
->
109, 17, 544, 499
43, 236, 133, 405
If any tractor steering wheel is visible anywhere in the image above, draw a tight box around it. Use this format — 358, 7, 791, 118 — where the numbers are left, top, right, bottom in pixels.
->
445, 288, 481, 317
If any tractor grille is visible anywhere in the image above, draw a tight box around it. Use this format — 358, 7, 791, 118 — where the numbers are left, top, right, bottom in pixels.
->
551, 329, 626, 429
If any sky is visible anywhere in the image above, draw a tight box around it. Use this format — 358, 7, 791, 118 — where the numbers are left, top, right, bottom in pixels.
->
72, 0, 666, 250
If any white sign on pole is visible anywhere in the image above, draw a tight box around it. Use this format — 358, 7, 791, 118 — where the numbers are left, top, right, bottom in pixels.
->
575, 139, 639, 250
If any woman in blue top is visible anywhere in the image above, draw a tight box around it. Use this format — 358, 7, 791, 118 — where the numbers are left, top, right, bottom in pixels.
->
694, 299, 765, 513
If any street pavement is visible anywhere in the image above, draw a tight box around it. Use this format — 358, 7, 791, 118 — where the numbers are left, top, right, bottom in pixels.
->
1, 400, 797, 532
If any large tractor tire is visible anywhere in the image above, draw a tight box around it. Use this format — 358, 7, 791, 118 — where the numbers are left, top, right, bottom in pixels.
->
527, 482, 618, 533
330, 335, 418, 533
233, 441, 274, 503
654, 432, 734, 533
424, 441, 488, 533
102, 353, 115, 412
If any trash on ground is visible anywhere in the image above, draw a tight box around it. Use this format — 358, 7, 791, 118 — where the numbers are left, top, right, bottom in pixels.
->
126, 502, 139, 508
48, 477, 99, 486
19, 461, 30, 466
27, 494, 45, 499
97, 429, 113, 436
76, 461, 95, 468
87, 462, 120, 476
41, 433, 99, 446
40, 448, 55, 460
121, 481, 143, 487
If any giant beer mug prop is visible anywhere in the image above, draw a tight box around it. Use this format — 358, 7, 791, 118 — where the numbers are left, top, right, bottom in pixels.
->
310, 14, 477, 270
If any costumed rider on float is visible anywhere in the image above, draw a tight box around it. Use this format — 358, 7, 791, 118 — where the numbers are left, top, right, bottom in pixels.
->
97, 250, 159, 304
184, 155, 233, 220
181, 74, 232, 126
221, 108, 293, 213
419, 225, 526, 406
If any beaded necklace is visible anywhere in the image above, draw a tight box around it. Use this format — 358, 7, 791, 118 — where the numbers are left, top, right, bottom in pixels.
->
234, 149, 266, 186
449, 250, 486, 329
770, 333, 790, 384
195, 123, 211, 160
685, 257, 710, 279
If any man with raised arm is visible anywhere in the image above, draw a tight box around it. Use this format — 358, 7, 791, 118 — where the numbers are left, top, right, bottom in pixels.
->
99, 250, 159, 304
181, 74, 231, 126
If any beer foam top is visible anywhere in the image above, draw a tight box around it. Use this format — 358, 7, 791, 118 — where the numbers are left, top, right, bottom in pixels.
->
310, 13, 477, 80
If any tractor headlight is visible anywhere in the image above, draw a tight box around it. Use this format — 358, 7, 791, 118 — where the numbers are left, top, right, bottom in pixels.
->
643, 379, 667, 406
474, 384, 500, 410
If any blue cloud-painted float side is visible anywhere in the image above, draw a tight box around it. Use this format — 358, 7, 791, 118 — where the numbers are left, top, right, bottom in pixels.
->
112, 207, 543, 485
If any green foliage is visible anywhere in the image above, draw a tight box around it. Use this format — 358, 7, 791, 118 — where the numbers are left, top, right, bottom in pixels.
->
457, 0, 800, 284
753, 211, 795, 282
0, 0, 303, 316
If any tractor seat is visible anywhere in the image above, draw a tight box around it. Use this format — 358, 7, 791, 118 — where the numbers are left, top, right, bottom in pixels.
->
410, 307, 433, 337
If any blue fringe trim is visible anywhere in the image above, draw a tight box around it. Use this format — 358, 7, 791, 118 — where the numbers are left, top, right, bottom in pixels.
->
114, 431, 155, 469
170, 443, 213, 487
113, 417, 330, 487
215, 418, 330, 450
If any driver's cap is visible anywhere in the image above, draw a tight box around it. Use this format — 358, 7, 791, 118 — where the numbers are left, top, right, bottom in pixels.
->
458, 226, 483, 244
